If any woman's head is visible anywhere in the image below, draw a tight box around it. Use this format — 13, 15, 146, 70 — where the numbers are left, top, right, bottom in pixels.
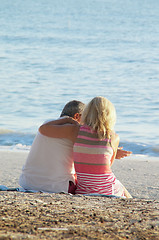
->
81, 96, 116, 139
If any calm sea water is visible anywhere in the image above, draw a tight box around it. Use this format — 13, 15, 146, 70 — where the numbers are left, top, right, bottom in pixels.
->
0, 0, 159, 158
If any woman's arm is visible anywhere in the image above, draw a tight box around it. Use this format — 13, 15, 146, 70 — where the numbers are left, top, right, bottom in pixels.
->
39, 117, 80, 142
116, 147, 132, 159
110, 133, 120, 166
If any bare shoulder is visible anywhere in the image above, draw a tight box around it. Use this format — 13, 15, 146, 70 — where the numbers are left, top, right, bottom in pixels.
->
111, 132, 120, 142
111, 132, 120, 150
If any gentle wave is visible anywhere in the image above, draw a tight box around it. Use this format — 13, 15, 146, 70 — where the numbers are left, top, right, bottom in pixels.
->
0, 129, 14, 134
0, 130, 159, 158
120, 141, 159, 157
0, 130, 35, 147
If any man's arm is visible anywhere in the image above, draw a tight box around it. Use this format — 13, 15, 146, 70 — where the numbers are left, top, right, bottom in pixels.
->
39, 117, 79, 142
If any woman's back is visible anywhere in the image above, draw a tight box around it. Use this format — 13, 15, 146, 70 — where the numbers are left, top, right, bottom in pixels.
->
73, 125, 118, 195
73, 96, 132, 198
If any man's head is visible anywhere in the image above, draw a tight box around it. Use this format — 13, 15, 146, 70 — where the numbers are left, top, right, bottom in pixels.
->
60, 100, 85, 122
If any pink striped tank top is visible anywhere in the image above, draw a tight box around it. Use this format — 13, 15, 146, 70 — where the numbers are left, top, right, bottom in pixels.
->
73, 125, 119, 195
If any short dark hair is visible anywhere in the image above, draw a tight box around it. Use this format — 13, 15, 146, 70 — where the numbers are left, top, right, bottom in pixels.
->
60, 100, 85, 118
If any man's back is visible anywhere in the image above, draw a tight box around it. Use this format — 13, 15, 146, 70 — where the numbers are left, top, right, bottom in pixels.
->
19, 131, 75, 193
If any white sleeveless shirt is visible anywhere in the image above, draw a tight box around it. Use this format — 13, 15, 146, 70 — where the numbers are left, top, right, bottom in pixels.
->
19, 131, 75, 193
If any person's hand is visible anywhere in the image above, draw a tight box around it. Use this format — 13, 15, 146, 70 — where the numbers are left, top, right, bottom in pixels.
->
116, 147, 132, 159
65, 117, 79, 125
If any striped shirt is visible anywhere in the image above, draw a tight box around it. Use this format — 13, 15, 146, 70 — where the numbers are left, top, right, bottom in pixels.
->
73, 125, 121, 195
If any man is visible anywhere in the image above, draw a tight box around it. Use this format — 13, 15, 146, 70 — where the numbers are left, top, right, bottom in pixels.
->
19, 100, 131, 193
19, 100, 85, 193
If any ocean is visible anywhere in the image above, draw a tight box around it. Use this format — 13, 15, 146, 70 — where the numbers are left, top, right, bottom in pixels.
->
0, 0, 159, 159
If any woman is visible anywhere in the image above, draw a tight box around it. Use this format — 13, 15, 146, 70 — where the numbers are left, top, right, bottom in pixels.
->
73, 96, 132, 198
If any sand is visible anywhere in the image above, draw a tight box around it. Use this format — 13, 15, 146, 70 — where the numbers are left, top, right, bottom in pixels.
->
0, 150, 159, 239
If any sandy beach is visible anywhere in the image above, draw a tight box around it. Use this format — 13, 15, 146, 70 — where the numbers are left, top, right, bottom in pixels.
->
0, 150, 159, 239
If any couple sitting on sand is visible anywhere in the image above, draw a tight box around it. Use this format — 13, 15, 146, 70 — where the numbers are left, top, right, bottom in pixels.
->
19, 97, 132, 198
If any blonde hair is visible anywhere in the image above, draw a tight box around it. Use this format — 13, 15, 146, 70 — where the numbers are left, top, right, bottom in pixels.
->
81, 96, 116, 139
